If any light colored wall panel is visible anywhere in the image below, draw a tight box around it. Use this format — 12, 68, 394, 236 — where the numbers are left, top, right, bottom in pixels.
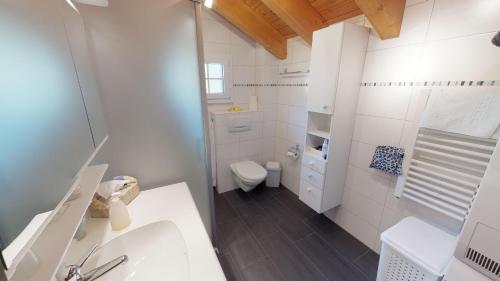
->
427, 0, 500, 41
352, 116, 405, 146
363, 44, 423, 82
356, 86, 412, 119
417, 32, 500, 81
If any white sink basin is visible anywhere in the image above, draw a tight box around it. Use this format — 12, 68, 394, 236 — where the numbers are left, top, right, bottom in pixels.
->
82, 220, 189, 281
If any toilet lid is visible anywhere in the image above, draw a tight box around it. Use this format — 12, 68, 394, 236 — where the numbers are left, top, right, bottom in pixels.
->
230, 161, 268, 182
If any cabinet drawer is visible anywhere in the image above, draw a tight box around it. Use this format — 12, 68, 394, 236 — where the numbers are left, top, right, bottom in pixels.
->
299, 181, 323, 213
302, 152, 326, 174
300, 166, 324, 189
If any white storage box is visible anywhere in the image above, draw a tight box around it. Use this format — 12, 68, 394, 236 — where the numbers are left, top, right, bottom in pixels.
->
377, 217, 458, 281
265, 161, 281, 187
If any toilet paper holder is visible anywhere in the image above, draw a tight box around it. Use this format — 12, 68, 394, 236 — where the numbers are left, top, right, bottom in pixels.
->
287, 144, 300, 160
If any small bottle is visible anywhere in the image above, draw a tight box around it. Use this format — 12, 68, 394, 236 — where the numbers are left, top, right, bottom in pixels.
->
109, 192, 131, 231
321, 139, 328, 160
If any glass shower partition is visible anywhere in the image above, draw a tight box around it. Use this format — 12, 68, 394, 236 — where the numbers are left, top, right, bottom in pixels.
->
78, 0, 214, 236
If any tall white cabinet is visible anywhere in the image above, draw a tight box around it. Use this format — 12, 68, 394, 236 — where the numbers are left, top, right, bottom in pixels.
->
299, 22, 369, 213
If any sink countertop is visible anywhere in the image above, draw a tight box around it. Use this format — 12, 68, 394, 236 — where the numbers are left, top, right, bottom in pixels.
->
64, 182, 226, 281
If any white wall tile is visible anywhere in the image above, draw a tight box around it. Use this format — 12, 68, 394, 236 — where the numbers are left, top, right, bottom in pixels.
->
239, 139, 261, 158
257, 87, 278, 105
276, 121, 288, 139
399, 121, 418, 149
203, 18, 232, 44
262, 137, 276, 162
231, 44, 256, 66
339, 210, 378, 249
274, 138, 288, 158
427, 0, 500, 41
352, 116, 405, 146
277, 105, 289, 122
278, 89, 289, 105
256, 46, 280, 66
239, 122, 263, 141
214, 118, 239, 144
287, 87, 308, 107
345, 165, 393, 205
417, 32, 500, 81
233, 66, 255, 84
255, 65, 279, 83
263, 121, 276, 137
216, 159, 237, 193
216, 142, 239, 160
345, 188, 385, 227
287, 125, 306, 145
204, 42, 231, 56
356, 86, 412, 119
291, 38, 312, 63
349, 141, 376, 169
262, 104, 277, 121
288, 106, 308, 127
363, 44, 423, 82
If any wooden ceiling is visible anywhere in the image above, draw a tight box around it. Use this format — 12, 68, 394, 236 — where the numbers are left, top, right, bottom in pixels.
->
211, 0, 405, 59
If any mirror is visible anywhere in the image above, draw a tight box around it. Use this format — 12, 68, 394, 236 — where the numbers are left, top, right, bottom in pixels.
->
0, 0, 106, 269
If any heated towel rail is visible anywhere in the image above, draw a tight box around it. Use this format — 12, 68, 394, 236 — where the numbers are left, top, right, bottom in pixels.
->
397, 128, 497, 222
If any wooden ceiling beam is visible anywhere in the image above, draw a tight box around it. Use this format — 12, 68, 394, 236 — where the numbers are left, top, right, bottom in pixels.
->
259, 0, 327, 45
212, 0, 287, 59
354, 0, 406, 39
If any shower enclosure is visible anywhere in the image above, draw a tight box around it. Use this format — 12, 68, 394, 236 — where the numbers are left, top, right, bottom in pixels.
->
77, 0, 214, 235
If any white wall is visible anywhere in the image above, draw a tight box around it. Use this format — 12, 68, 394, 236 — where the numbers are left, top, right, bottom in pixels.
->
325, 0, 500, 254
202, 9, 317, 192
201, 9, 257, 112
274, 39, 312, 195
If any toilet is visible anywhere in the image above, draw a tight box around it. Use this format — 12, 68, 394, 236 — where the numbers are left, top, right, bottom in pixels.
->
230, 161, 268, 192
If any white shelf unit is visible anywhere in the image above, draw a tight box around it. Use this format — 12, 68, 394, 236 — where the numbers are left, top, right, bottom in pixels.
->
299, 22, 369, 213
307, 129, 330, 139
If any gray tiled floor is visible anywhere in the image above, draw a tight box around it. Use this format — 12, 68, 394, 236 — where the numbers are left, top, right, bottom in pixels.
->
214, 185, 379, 281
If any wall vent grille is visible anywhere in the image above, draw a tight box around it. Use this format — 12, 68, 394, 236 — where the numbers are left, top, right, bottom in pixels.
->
465, 247, 500, 279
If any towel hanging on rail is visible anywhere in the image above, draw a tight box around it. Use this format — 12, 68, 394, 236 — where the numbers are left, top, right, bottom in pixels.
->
420, 90, 500, 139
369, 146, 405, 175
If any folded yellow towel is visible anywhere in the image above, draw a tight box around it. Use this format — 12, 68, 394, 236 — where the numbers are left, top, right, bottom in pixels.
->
227, 106, 242, 112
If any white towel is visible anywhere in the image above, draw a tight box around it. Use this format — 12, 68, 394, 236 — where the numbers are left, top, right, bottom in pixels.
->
420, 90, 500, 139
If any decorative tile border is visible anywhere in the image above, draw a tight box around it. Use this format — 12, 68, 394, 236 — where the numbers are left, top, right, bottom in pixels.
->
233, 83, 308, 87
232, 80, 500, 88
360, 80, 500, 87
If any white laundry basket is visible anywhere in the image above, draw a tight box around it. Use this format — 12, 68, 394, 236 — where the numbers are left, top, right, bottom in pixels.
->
377, 217, 458, 281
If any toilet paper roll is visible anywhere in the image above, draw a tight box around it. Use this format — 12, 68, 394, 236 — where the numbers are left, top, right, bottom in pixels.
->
287, 151, 299, 160
249, 96, 258, 111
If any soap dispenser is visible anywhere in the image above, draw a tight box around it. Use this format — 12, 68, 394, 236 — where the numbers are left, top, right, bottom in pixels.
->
109, 192, 131, 231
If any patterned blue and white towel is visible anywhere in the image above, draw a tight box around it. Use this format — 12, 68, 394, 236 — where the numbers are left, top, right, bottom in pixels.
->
369, 146, 405, 175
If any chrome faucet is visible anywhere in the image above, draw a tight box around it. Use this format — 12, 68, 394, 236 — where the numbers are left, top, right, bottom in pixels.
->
65, 244, 128, 281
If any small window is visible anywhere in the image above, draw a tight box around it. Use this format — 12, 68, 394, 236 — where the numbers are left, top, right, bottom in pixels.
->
204, 56, 232, 103
205, 63, 225, 95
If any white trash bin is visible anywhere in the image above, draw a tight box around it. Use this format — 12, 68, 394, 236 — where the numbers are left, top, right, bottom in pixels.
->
265, 161, 281, 187
377, 216, 458, 281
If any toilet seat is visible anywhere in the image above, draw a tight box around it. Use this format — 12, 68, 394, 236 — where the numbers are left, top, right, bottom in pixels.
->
230, 161, 267, 183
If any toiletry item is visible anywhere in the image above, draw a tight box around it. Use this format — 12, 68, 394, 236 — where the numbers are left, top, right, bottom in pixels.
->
227, 106, 242, 112
90, 181, 140, 218
109, 192, 131, 231
321, 139, 328, 160
249, 95, 258, 111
